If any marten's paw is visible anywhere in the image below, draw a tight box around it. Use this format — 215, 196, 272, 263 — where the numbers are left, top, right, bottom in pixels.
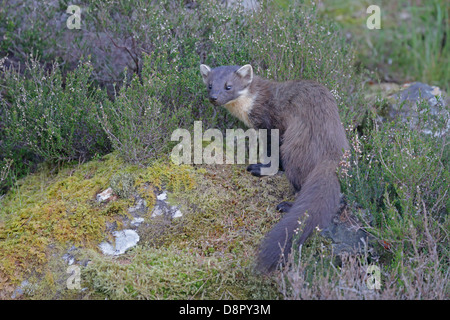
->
276, 201, 293, 212
246, 163, 273, 177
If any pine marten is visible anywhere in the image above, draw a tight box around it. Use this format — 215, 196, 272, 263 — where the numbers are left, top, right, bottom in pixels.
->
200, 64, 349, 272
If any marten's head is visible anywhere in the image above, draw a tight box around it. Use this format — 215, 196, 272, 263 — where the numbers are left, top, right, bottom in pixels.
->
200, 64, 253, 106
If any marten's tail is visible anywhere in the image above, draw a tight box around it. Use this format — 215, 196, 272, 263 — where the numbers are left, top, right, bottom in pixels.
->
257, 160, 341, 273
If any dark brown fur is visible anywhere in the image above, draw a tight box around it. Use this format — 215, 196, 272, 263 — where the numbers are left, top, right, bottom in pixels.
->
200, 64, 349, 272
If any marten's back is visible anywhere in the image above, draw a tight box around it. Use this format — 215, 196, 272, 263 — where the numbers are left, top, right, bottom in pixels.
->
247, 77, 349, 188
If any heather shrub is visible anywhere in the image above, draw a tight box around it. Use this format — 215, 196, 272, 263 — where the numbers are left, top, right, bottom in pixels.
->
0, 58, 111, 191
341, 98, 449, 246
97, 55, 191, 165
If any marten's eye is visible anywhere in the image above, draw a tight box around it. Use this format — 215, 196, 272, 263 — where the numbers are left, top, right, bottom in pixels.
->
225, 84, 232, 90
208, 84, 212, 90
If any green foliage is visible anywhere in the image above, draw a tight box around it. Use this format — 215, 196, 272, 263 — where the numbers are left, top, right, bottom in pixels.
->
83, 246, 210, 299
316, 0, 449, 91
98, 70, 178, 165
0, 58, 111, 191
372, 0, 449, 90
341, 102, 449, 231
110, 172, 135, 198
333, 99, 449, 297
245, 1, 363, 125
0, 1, 59, 61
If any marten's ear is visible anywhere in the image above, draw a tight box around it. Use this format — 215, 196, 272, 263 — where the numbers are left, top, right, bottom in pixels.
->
235, 64, 253, 85
200, 64, 211, 84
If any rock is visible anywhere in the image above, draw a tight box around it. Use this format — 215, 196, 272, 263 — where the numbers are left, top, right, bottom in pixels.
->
99, 229, 140, 256
319, 197, 376, 259
99, 218, 142, 256
394, 82, 444, 107
367, 81, 448, 137
172, 209, 183, 218
62, 254, 75, 265
157, 192, 168, 201
62, 245, 85, 266
96, 187, 115, 202
11, 280, 30, 299
62, 246, 77, 265
152, 191, 183, 219
221, 0, 260, 11
131, 217, 145, 227
124, 196, 147, 228
98, 189, 182, 256
128, 198, 147, 215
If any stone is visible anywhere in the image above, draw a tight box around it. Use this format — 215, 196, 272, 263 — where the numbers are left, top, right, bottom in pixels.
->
96, 187, 114, 202
172, 209, 183, 218
128, 198, 147, 215
367, 81, 448, 137
151, 191, 183, 219
131, 217, 145, 227
99, 229, 140, 256
221, 0, 260, 11
394, 82, 443, 107
11, 280, 30, 299
62, 245, 78, 265
157, 192, 168, 201
319, 197, 376, 259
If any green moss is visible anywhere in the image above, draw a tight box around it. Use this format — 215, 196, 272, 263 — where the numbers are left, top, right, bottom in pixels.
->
0, 142, 291, 299
82, 242, 277, 300
128, 162, 290, 298
0, 154, 124, 286
82, 246, 210, 299
136, 158, 196, 193
2, 152, 273, 299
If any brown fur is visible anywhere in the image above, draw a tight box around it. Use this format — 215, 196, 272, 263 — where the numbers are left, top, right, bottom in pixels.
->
200, 64, 349, 272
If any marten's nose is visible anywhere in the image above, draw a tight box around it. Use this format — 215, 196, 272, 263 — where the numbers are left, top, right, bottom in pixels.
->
210, 95, 218, 102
